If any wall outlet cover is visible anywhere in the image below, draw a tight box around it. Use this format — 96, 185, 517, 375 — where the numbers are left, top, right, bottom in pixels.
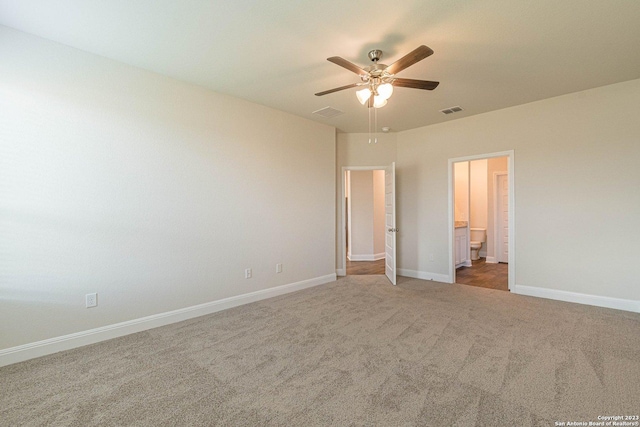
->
86, 293, 97, 308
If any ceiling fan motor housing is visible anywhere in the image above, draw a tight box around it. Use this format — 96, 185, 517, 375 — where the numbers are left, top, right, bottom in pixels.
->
368, 49, 383, 62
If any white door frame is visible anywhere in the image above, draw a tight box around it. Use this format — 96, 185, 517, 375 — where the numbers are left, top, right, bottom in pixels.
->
339, 165, 387, 277
447, 150, 515, 290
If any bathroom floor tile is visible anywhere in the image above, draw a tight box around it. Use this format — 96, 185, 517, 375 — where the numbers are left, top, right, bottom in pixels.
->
456, 258, 508, 291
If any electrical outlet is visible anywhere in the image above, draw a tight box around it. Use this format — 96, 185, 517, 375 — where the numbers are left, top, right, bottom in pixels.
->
429, 254, 435, 262
85, 293, 97, 308
276, 263, 282, 273
245, 268, 252, 279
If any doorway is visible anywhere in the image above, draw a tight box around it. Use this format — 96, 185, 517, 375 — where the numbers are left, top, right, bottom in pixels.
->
341, 164, 397, 284
345, 169, 386, 275
448, 151, 514, 291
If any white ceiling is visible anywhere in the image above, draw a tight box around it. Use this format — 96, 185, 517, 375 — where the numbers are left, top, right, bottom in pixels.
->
1, 0, 639, 133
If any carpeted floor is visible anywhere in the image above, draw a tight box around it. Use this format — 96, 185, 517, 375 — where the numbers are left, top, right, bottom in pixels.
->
2, 275, 639, 426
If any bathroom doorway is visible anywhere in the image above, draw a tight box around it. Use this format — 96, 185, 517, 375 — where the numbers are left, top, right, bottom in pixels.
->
344, 169, 386, 276
448, 151, 514, 291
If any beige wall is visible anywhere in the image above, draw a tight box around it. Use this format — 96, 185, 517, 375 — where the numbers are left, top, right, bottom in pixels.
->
470, 159, 488, 256
3, 25, 637, 356
349, 171, 374, 258
0, 28, 336, 350
470, 159, 488, 231
373, 170, 386, 257
397, 78, 640, 301
454, 162, 469, 221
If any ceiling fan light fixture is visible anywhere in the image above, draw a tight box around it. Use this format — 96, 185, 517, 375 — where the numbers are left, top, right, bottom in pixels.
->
356, 88, 372, 105
377, 83, 393, 100
373, 96, 387, 108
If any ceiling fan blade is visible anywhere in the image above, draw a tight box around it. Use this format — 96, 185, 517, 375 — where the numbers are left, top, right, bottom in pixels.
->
315, 83, 359, 96
392, 78, 439, 90
327, 56, 368, 76
385, 45, 434, 75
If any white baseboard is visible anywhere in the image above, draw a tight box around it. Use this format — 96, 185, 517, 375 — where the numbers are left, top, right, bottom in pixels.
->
348, 253, 385, 261
0, 274, 337, 368
397, 268, 451, 283
513, 285, 640, 313
455, 260, 472, 269
336, 268, 346, 276
485, 256, 498, 264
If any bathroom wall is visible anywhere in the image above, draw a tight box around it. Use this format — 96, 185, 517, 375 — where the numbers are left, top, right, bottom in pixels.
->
470, 160, 488, 228
454, 162, 469, 221
470, 159, 488, 256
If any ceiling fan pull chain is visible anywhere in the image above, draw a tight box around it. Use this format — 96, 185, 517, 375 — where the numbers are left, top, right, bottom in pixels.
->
368, 104, 373, 144
374, 108, 378, 143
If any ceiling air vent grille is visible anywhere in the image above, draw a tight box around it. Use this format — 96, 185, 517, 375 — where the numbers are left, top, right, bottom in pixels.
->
440, 106, 464, 115
313, 106, 345, 118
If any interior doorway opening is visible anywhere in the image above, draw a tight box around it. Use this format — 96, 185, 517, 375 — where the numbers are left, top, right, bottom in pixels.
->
448, 151, 514, 291
345, 169, 386, 275
341, 163, 397, 284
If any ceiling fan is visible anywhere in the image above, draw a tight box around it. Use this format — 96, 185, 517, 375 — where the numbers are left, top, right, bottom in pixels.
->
315, 45, 439, 108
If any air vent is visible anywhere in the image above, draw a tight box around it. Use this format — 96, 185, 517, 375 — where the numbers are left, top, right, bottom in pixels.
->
312, 106, 345, 118
440, 106, 464, 115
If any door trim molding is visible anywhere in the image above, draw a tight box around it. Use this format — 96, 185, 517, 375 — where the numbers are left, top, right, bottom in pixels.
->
448, 150, 515, 290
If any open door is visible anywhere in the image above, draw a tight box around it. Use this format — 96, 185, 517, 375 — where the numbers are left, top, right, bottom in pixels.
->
385, 162, 397, 285
497, 173, 509, 263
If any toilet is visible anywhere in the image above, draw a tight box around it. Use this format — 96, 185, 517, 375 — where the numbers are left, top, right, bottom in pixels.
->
469, 228, 486, 261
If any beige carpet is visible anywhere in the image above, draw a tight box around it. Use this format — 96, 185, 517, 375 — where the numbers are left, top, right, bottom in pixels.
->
2, 275, 639, 426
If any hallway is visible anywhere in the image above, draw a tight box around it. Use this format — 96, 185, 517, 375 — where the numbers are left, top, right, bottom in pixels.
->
346, 258, 385, 275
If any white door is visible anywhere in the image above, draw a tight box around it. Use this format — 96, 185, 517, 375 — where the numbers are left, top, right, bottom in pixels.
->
497, 174, 509, 263
385, 162, 397, 285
